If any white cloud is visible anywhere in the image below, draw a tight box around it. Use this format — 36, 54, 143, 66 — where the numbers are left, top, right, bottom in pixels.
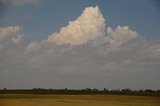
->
48, 6, 105, 46
0, 26, 23, 49
106, 26, 139, 52
107, 26, 138, 45
25, 41, 40, 53
0, 0, 42, 6
26, 6, 138, 52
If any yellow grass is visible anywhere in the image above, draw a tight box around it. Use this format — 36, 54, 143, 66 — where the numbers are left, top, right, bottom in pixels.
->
0, 94, 160, 106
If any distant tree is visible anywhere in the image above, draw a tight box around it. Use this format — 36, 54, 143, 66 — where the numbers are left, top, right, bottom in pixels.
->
122, 89, 125, 92
103, 88, 108, 91
125, 88, 131, 91
83, 88, 91, 91
139, 89, 144, 92
93, 88, 98, 91
145, 89, 153, 92
122, 88, 131, 92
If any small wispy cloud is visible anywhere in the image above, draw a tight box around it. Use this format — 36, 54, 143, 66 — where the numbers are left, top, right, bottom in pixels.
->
21, 14, 31, 21
0, 0, 43, 6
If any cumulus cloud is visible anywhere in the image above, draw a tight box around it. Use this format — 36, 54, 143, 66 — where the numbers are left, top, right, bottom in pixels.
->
107, 26, 138, 46
0, 26, 23, 49
47, 6, 138, 47
104, 26, 139, 52
48, 6, 105, 46
26, 6, 138, 52
0, 0, 42, 6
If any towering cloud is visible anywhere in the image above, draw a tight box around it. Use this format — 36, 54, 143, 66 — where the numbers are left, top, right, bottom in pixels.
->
48, 6, 105, 46
26, 6, 138, 52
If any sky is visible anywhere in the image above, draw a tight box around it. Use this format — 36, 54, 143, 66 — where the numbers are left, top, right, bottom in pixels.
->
0, 0, 160, 90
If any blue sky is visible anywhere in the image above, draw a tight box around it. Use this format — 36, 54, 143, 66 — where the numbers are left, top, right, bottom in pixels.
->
0, 0, 160, 89
1, 0, 160, 41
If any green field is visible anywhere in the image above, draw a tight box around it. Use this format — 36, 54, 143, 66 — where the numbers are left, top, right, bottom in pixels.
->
0, 94, 160, 106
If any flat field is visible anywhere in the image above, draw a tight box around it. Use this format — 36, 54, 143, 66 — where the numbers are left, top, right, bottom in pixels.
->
0, 94, 160, 106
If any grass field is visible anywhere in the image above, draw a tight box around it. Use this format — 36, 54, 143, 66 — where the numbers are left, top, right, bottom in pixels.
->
0, 94, 160, 106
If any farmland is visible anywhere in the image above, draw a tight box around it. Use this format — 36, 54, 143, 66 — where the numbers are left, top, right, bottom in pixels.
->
0, 94, 160, 106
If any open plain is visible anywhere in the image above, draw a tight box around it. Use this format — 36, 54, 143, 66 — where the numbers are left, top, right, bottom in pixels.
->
0, 94, 160, 106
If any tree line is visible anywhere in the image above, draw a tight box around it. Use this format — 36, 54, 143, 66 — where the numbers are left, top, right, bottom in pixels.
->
0, 88, 160, 96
